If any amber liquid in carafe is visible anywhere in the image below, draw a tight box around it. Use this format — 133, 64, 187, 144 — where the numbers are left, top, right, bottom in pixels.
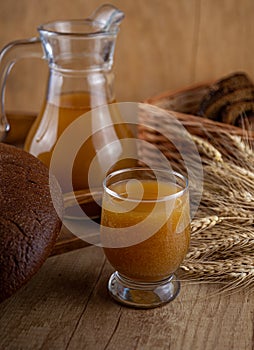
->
24, 92, 136, 218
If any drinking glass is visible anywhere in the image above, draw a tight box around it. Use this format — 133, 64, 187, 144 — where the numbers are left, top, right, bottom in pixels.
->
100, 167, 190, 308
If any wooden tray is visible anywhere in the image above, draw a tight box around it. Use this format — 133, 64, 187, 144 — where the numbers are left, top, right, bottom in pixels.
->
51, 226, 91, 256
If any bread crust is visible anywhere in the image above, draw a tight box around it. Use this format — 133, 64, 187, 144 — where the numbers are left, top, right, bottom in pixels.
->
0, 143, 63, 302
199, 72, 254, 122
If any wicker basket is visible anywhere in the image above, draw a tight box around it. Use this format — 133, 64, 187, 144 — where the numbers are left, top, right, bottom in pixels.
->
137, 81, 254, 177
144, 82, 254, 138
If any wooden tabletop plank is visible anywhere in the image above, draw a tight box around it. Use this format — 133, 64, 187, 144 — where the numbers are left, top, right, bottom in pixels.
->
0, 246, 253, 350
0, 246, 105, 349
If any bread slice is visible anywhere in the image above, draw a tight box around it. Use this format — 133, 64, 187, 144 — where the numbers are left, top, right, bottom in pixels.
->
221, 100, 254, 126
0, 143, 63, 302
199, 72, 254, 121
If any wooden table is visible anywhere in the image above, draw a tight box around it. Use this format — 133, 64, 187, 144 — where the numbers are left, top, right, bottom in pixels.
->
0, 245, 253, 350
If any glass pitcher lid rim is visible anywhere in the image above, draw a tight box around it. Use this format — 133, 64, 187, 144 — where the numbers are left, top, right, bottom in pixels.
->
38, 19, 119, 36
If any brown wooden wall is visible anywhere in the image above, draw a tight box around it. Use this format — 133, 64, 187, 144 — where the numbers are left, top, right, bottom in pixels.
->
1, 0, 254, 114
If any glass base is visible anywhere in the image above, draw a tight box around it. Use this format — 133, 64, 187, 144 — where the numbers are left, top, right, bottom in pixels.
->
108, 271, 180, 309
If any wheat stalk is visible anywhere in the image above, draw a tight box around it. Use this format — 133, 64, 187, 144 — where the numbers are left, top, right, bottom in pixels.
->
180, 256, 254, 289
188, 228, 254, 259
139, 105, 254, 292
179, 131, 254, 292
190, 135, 223, 163
228, 134, 254, 159
191, 216, 222, 235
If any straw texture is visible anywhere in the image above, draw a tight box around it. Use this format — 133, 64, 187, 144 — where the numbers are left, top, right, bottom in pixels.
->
139, 84, 254, 292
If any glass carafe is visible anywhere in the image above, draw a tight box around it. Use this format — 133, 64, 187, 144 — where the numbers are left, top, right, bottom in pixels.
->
0, 4, 136, 219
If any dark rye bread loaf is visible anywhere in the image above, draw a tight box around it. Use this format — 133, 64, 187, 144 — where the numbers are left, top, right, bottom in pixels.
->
221, 100, 254, 125
199, 72, 254, 125
0, 143, 63, 302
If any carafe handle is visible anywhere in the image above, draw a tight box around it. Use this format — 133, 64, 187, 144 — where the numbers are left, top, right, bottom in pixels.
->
89, 4, 124, 31
0, 37, 43, 141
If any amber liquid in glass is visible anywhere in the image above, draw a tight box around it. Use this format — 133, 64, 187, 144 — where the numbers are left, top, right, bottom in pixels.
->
101, 179, 190, 282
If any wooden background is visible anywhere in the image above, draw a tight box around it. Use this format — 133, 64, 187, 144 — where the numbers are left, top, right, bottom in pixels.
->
1, 0, 254, 114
